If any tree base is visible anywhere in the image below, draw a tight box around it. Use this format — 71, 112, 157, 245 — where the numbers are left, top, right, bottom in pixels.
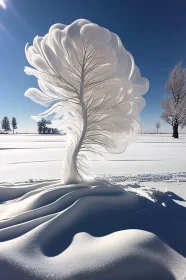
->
172, 124, 178, 138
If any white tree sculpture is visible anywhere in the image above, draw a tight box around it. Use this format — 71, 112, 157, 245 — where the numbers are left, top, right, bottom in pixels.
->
24, 19, 149, 184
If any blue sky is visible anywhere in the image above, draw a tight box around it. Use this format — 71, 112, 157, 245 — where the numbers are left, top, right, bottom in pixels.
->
0, 0, 186, 133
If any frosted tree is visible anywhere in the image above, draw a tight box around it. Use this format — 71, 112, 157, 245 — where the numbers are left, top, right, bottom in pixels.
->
1, 116, 11, 132
24, 19, 149, 184
161, 63, 186, 138
155, 122, 161, 134
11, 117, 17, 134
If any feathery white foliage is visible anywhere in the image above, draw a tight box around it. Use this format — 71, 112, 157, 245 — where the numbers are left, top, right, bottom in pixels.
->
24, 19, 149, 184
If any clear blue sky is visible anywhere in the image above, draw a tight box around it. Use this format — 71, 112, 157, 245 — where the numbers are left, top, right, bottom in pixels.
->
1, 0, 186, 133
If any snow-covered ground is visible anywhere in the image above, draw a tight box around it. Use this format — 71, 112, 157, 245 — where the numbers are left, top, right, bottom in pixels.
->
0, 134, 186, 279
1, 133, 186, 182
1, 133, 186, 197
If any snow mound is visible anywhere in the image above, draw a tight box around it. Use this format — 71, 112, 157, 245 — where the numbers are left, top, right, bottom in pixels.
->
0, 181, 185, 279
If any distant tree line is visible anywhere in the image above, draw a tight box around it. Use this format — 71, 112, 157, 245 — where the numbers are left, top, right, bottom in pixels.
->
142, 132, 171, 134
0, 117, 63, 135
1, 117, 17, 134
37, 118, 61, 134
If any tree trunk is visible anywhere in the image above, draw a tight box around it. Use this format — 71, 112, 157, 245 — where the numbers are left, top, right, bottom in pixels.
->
13, 128, 14, 134
63, 64, 87, 185
65, 158, 82, 184
173, 123, 178, 138
157, 128, 158, 134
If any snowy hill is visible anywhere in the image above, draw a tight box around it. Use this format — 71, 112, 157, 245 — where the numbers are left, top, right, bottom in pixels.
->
0, 134, 185, 279
0, 182, 185, 279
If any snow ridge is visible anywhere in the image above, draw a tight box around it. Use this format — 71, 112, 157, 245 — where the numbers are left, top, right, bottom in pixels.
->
97, 172, 186, 183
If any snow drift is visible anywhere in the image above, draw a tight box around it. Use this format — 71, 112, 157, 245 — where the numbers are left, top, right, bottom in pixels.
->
0, 181, 185, 279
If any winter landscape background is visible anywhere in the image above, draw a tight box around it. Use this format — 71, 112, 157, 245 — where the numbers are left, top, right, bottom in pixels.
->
1, 132, 186, 204
1, 133, 186, 185
1, 1, 186, 279
0, 133, 186, 280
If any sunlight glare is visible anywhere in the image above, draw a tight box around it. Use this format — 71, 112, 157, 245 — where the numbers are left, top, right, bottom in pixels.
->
0, 0, 7, 10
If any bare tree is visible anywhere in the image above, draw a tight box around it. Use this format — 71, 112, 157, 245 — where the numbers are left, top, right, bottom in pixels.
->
161, 63, 186, 138
24, 19, 148, 184
155, 122, 161, 134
